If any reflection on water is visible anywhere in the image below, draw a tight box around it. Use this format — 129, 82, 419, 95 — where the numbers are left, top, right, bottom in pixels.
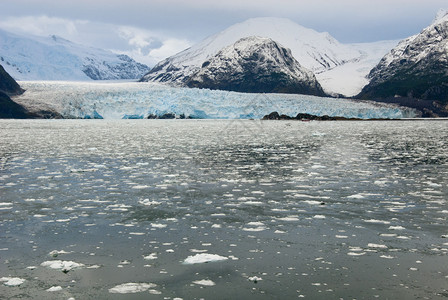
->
0, 120, 447, 299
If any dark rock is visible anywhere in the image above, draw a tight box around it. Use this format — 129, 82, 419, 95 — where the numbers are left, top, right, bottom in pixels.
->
159, 113, 176, 119
0, 64, 24, 96
0, 91, 29, 118
262, 112, 367, 121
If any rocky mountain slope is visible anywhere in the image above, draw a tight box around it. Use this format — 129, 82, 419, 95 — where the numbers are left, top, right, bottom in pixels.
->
0, 64, 24, 95
358, 9, 448, 106
0, 64, 28, 118
185, 36, 326, 96
0, 29, 150, 81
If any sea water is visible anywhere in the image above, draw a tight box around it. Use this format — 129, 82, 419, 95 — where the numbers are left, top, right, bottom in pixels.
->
0, 120, 447, 299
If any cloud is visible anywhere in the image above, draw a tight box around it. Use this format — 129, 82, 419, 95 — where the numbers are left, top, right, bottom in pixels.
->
0, 15, 84, 37
114, 26, 192, 66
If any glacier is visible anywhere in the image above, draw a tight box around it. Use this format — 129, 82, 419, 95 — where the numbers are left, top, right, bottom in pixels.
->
15, 81, 417, 119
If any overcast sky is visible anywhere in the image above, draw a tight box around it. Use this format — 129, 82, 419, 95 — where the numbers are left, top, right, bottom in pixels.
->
0, 0, 446, 66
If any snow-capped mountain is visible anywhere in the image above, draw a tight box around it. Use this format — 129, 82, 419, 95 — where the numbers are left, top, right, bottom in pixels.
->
185, 36, 326, 96
141, 17, 394, 97
0, 29, 150, 81
358, 9, 448, 104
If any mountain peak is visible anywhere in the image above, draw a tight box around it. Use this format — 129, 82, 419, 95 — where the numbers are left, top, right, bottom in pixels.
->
141, 17, 362, 88
184, 36, 327, 96
433, 8, 448, 25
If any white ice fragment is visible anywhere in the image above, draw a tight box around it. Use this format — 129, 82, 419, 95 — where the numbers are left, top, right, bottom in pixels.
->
277, 216, 300, 221
41, 260, 85, 271
151, 223, 167, 228
347, 252, 366, 256
193, 279, 216, 286
248, 276, 262, 283
380, 255, 395, 259
1, 277, 26, 286
242, 227, 266, 232
132, 185, 150, 189
368, 243, 388, 249
143, 253, 158, 260
313, 215, 326, 219
189, 249, 208, 253
109, 283, 157, 294
364, 219, 391, 225
183, 253, 228, 264
388, 226, 405, 230
48, 250, 71, 257
46, 286, 63, 292
335, 235, 348, 239
247, 222, 264, 226
347, 194, 365, 199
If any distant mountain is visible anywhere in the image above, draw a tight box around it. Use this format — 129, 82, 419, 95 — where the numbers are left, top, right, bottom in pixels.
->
185, 36, 326, 96
0, 29, 150, 81
358, 9, 448, 105
140, 17, 394, 97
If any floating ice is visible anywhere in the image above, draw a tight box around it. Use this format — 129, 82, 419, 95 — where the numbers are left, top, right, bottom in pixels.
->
388, 226, 405, 230
347, 252, 366, 256
143, 253, 158, 260
313, 215, 326, 219
109, 283, 157, 294
151, 223, 167, 228
48, 250, 71, 257
1, 277, 26, 286
364, 219, 391, 225
193, 279, 216, 286
248, 276, 263, 283
183, 253, 229, 264
368, 243, 388, 249
41, 260, 85, 271
46, 286, 63, 292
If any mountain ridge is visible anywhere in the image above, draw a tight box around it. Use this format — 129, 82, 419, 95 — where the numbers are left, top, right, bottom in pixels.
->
140, 17, 394, 97
357, 9, 448, 108
0, 29, 150, 81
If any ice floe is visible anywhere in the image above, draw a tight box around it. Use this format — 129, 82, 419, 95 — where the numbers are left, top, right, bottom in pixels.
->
193, 279, 216, 286
40, 260, 85, 271
1, 277, 26, 286
109, 283, 157, 294
183, 253, 229, 264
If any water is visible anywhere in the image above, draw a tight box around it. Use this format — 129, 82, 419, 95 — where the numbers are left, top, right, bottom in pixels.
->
0, 119, 447, 299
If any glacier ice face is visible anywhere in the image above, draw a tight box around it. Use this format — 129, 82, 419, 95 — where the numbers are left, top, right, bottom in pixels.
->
15, 81, 418, 120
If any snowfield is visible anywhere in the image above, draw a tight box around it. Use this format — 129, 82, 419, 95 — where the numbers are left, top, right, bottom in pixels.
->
14, 81, 417, 120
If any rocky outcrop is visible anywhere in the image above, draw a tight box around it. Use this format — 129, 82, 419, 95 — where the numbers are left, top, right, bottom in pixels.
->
0, 64, 24, 96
